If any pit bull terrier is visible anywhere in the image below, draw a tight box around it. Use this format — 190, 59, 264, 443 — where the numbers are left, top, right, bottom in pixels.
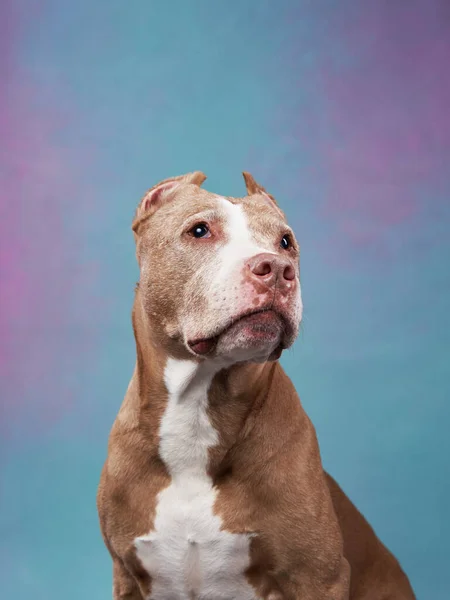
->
97, 171, 416, 600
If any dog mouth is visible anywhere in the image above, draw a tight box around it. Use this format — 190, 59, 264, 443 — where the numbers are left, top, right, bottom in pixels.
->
187, 308, 292, 357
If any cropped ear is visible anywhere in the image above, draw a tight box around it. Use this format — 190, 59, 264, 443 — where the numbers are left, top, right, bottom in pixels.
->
242, 172, 279, 207
132, 171, 207, 234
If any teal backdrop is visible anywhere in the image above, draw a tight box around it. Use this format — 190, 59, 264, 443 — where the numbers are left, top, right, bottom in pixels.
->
1, 1, 449, 598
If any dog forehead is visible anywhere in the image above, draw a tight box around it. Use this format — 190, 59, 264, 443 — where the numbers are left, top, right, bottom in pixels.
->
238, 195, 289, 237
145, 186, 289, 243
160, 187, 226, 218
181, 189, 287, 227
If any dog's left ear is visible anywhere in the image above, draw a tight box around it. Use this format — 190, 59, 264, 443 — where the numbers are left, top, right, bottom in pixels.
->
242, 172, 279, 207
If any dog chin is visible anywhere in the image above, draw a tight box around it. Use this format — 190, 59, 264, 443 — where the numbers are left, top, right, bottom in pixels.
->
214, 330, 281, 363
211, 311, 286, 363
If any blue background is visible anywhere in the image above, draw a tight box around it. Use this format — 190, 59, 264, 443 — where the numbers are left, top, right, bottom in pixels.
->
1, 1, 449, 598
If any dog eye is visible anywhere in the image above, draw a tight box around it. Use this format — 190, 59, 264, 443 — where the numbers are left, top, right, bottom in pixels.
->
189, 223, 211, 239
280, 234, 291, 250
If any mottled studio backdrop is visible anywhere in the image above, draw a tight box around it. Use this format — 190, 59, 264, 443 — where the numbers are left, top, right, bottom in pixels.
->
1, 0, 449, 598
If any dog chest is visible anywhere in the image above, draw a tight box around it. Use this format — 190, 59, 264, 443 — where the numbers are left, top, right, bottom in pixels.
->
135, 475, 257, 600
133, 358, 258, 599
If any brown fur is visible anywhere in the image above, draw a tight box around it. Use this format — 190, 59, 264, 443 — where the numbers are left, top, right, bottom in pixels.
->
97, 172, 415, 600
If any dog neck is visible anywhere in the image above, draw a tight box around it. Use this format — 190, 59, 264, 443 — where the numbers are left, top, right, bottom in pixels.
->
128, 290, 280, 475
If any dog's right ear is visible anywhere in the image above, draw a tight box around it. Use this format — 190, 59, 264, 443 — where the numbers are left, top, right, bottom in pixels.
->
132, 171, 207, 235
242, 171, 279, 208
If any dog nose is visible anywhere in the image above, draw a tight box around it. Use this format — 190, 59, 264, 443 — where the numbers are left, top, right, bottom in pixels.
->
247, 253, 296, 292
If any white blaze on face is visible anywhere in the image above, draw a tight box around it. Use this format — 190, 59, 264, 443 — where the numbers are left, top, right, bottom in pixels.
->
134, 358, 257, 600
212, 198, 276, 289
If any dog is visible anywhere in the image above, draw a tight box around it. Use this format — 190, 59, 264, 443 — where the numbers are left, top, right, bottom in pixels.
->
97, 171, 416, 599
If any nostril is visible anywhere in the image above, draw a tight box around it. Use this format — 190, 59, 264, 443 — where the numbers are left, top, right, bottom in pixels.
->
252, 261, 272, 277
283, 265, 295, 281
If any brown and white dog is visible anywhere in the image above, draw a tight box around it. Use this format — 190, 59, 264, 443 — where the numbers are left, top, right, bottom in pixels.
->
97, 172, 416, 600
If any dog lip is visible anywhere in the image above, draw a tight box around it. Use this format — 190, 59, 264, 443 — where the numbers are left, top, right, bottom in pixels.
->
187, 308, 291, 356
188, 337, 218, 356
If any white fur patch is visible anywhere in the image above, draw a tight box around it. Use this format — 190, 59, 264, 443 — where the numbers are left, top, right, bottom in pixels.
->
135, 358, 257, 600
215, 199, 276, 282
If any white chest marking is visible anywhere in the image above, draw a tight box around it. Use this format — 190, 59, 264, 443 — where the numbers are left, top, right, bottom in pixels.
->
135, 358, 257, 600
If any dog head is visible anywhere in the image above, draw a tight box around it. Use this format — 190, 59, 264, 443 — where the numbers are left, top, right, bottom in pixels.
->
132, 172, 303, 365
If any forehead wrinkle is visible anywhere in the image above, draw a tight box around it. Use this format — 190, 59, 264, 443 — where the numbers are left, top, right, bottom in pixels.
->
185, 208, 225, 223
